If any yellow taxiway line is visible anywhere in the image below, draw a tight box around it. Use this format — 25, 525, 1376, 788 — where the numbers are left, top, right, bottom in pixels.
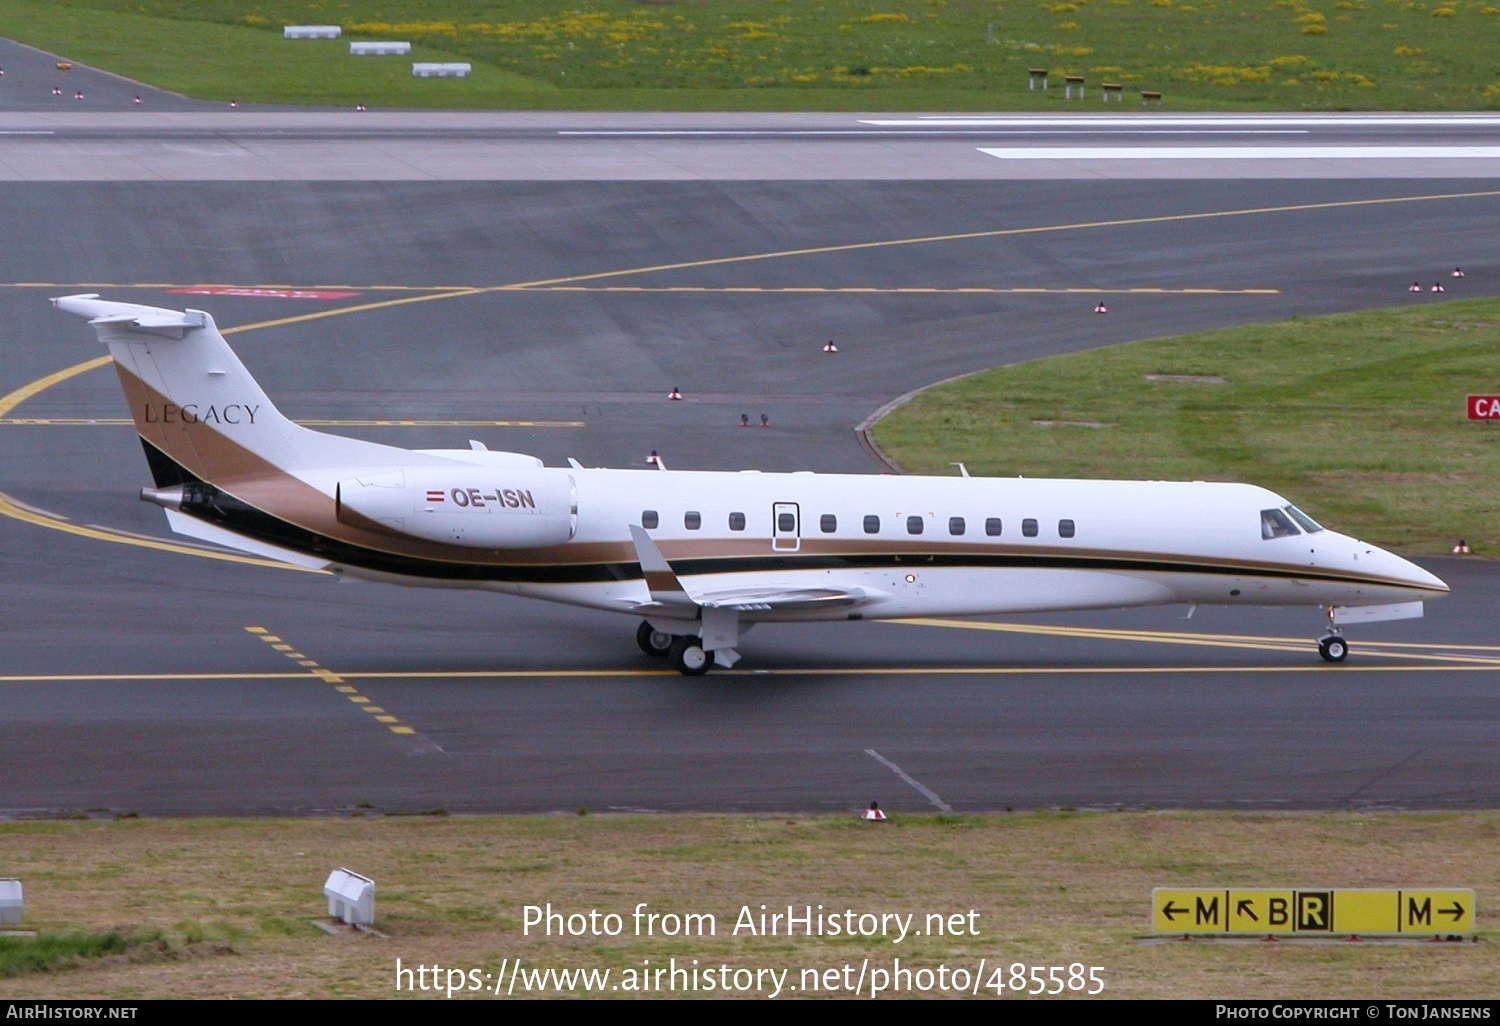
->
245, 626, 423, 738
899, 618, 1500, 668
0, 490, 322, 571
1, 663, 1495, 686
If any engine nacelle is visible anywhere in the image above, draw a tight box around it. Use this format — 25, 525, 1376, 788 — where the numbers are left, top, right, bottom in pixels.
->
336, 467, 576, 548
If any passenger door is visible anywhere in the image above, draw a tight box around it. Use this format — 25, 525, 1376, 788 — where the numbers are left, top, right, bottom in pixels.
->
772, 502, 800, 552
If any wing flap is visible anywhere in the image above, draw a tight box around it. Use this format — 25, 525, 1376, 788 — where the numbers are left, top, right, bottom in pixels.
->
626, 585, 870, 614
695, 586, 869, 612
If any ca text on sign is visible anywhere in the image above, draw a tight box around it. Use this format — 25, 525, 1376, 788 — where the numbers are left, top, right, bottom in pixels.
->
1468, 395, 1500, 420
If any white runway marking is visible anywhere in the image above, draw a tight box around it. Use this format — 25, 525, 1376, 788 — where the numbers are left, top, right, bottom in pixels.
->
869, 115, 1500, 127
559, 129, 1307, 137
865, 748, 953, 813
980, 145, 1500, 160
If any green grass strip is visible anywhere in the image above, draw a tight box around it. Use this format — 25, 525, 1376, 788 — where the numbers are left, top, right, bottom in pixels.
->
4, 0, 1500, 111
0, 930, 160, 977
874, 298, 1500, 554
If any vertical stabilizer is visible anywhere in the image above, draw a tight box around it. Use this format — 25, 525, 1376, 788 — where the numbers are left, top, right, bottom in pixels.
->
51, 295, 432, 490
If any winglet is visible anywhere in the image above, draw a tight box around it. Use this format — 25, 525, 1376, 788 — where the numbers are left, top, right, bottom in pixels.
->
629, 525, 696, 607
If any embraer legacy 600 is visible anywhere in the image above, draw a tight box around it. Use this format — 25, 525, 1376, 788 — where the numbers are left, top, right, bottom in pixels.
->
53, 295, 1448, 674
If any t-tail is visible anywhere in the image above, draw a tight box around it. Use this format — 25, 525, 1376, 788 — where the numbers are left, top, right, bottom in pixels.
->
51, 294, 426, 495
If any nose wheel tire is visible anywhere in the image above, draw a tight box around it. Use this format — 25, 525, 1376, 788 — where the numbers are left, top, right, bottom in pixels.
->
636, 621, 673, 658
669, 636, 712, 676
1318, 635, 1349, 663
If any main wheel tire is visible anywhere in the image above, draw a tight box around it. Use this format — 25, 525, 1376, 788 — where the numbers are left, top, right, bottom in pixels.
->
668, 635, 712, 676
636, 621, 673, 657
1318, 635, 1349, 663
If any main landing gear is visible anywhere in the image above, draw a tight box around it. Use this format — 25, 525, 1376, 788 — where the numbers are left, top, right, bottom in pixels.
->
636, 621, 673, 657
636, 621, 712, 676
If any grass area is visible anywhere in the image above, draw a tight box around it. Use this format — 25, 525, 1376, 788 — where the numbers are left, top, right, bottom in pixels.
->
0, 930, 164, 977
872, 298, 1500, 555
0, 812, 1493, 999
2, 0, 1500, 110
0, 1, 551, 107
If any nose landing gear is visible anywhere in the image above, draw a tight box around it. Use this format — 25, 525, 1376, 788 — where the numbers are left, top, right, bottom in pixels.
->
1317, 634, 1349, 663
1317, 606, 1348, 662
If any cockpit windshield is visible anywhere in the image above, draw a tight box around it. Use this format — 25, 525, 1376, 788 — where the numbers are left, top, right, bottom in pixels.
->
1260, 508, 1300, 539
1284, 505, 1324, 534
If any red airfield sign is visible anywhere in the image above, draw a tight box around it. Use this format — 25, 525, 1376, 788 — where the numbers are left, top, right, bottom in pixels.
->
1468, 395, 1500, 420
167, 287, 360, 300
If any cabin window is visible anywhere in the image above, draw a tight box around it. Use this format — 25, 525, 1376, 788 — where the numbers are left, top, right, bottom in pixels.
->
684, 511, 701, 530
728, 511, 746, 531
777, 512, 796, 533
820, 514, 838, 533
1058, 519, 1076, 538
985, 517, 1002, 537
1285, 505, 1324, 534
863, 515, 881, 534
949, 516, 966, 536
906, 515, 924, 535
1261, 508, 1301, 540
641, 510, 659, 529
1022, 518, 1039, 538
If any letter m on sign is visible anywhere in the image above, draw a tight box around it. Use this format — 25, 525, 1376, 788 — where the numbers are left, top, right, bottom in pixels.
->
1194, 896, 1221, 927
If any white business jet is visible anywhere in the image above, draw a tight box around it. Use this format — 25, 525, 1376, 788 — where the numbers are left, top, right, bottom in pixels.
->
53, 295, 1448, 674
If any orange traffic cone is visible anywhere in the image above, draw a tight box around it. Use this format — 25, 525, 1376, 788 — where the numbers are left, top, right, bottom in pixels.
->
823, 341, 839, 353
1094, 301, 1108, 314
1453, 539, 1471, 554
668, 386, 683, 401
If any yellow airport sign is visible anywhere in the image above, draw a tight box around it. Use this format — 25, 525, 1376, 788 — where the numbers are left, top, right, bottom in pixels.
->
1152, 888, 1474, 935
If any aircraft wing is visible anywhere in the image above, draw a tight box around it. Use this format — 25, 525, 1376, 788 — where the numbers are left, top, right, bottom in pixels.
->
626, 525, 873, 614
630, 584, 871, 615
690, 585, 869, 612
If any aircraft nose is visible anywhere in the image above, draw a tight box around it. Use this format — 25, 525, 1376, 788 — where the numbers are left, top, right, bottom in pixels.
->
1376, 546, 1449, 595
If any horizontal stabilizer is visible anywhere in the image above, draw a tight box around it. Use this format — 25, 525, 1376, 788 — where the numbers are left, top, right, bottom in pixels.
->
52, 294, 206, 338
163, 509, 331, 571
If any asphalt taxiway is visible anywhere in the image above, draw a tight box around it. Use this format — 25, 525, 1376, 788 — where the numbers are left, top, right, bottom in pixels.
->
1, 88, 1496, 813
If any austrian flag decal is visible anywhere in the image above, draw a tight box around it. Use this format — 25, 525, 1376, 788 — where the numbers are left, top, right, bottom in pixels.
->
425, 490, 445, 503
